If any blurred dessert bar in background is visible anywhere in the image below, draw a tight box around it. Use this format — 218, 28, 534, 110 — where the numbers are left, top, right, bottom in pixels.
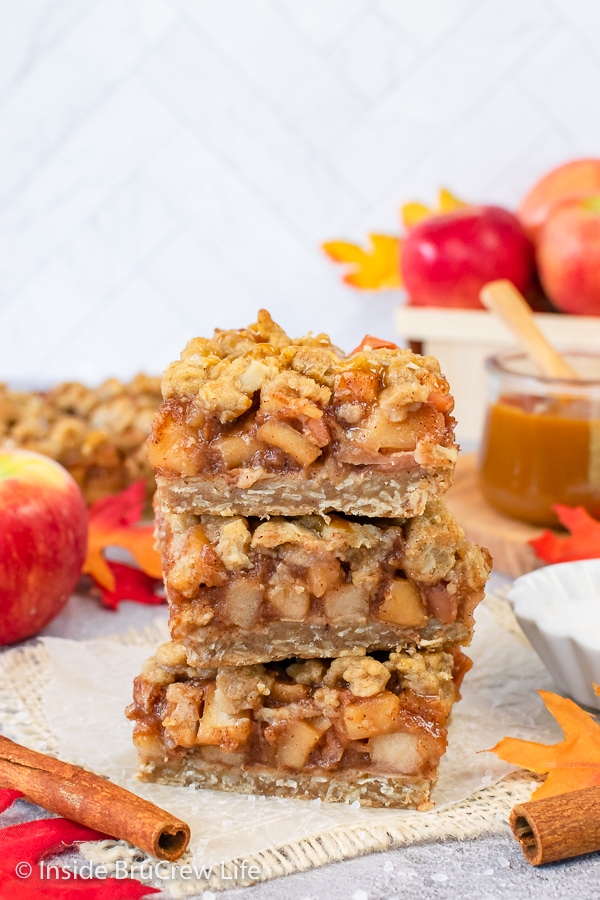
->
0, 375, 162, 505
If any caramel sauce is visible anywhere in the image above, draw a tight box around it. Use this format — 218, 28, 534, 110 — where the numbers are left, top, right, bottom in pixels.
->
479, 394, 600, 526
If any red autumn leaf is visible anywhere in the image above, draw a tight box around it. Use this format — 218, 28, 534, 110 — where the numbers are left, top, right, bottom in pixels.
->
0, 817, 158, 898
529, 504, 600, 563
87, 481, 148, 529
99, 561, 164, 611
82, 482, 162, 592
351, 335, 400, 354
0, 788, 23, 813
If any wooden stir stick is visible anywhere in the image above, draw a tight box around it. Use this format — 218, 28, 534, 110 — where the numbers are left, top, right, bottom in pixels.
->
480, 279, 580, 379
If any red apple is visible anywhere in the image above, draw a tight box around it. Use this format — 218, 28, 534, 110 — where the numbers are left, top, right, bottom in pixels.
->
536, 196, 600, 315
519, 158, 600, 241
0, 449, 88, 644
400, 206, 534, 309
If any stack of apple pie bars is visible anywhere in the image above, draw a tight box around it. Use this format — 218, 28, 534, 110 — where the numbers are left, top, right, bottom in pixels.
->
127, 312, 491, 810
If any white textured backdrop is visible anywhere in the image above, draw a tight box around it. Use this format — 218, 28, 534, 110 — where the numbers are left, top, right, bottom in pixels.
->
1, 0, 599, 383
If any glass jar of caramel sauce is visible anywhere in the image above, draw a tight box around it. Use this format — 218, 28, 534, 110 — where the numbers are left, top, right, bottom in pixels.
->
478, 351, 600, 527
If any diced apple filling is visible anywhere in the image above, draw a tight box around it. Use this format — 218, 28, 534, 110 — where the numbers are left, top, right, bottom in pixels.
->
134, 731, 171, 766
266, 581, 310, 621
195, 684, 251, 749
323, 584, 368, 624
359, 410, 420, 452
342, 691, 401, 739
428, 391, 454, 414
368, 732, 422, 774
198, 744, 247, 767
304, 415, 330, 447
305, 557, 342, 598
147, 416, 200, 475
166, 526, 220, 596
276, 719, 323, 769
225, 579, 263, 629
257, 420, 322, 466
163, 682, 203, 748
376, 578, 428, 627
333, 369, 380, 403
270, 681, 309, 703
215, 434, 263, 469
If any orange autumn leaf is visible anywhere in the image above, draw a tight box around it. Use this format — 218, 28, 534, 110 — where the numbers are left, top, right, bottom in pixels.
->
438, 187, 469, 214
322, 234, 401, 290
83, 481, 162, 592
529, 504, 600, 563
401, 187, 468, 229
401, 201, 432, 229
488, 690, 600, 800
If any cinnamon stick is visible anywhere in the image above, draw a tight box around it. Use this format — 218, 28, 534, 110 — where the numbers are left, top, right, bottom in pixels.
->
0, 735, 190, 861
510, 786, 600, 865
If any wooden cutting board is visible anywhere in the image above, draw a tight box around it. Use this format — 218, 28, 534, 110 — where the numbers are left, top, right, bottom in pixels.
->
445, 453, 546, 578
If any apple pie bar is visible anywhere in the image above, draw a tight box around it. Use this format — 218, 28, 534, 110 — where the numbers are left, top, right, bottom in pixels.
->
157, 501, 491, 666
127, 640, 471, 809
148, 310, 457, 518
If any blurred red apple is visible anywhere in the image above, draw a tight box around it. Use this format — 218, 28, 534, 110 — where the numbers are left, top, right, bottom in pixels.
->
0, 449, 88, 644
519, 158, 600, 241
401, 206, 534, 309
536, 196, 600, 315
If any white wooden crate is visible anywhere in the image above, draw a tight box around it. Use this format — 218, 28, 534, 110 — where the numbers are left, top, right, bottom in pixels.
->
394, 306, 600, 446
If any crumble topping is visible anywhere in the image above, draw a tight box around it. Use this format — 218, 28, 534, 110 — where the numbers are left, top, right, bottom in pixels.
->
148, 311, 457, 490
162, 310, 446, 417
